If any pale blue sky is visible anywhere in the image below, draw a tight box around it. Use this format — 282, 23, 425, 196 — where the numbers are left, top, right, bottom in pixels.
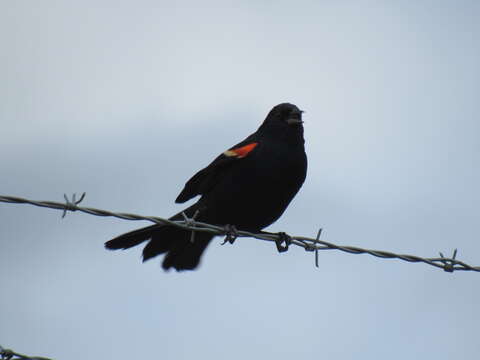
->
1, 1, 479, 359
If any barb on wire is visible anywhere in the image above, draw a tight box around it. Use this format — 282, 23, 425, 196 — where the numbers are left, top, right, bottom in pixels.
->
181, 209, 200, 243
439, 249, 458, 273
314, 228, 322, 268
0, 194, 479, 273
62, 192, 86, 218
0, 345, 51, 360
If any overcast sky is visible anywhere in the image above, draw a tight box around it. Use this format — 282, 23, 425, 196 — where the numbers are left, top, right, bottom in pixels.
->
1, 1, 479, 359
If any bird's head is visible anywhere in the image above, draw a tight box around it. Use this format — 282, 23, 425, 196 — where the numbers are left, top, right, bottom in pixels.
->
266, 103, 304, 126
259, 103, 305, 142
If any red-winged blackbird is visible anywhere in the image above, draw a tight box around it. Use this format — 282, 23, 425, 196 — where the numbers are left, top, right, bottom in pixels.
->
105, 103, 307, 271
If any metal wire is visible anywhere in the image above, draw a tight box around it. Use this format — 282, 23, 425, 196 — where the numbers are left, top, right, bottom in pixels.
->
0, 345, 51, 360
0, 194, 478, 273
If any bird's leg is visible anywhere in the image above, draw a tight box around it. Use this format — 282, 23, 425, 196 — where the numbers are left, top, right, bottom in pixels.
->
221, 224, 238, 245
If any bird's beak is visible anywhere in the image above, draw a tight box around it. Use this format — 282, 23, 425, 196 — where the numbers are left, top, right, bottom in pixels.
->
286, 118, 303, 125
286, 110, 304, 125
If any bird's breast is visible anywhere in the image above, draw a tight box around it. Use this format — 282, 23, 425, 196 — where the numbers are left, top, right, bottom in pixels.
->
202, 142, 306, 231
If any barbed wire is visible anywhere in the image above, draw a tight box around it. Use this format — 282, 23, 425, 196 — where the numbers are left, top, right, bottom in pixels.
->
0, 345, 51, 360
0, 193, 479, 273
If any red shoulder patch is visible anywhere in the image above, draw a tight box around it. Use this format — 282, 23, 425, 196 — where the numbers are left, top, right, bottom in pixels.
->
223, 142, 258, 158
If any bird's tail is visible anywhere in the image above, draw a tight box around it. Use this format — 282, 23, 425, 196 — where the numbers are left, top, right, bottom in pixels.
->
105, 205, 214, 271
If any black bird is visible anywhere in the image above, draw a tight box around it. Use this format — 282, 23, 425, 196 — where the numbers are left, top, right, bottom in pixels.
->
105, 103, 307, 271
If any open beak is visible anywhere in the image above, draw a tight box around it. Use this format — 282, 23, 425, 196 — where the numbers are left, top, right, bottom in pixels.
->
286, 110, 304, 125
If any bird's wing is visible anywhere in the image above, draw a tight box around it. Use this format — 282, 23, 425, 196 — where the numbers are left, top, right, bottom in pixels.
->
175, 135, 259, 203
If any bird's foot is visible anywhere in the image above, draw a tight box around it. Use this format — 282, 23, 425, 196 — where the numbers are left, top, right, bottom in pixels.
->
275, 232, 292, 253
221, 224, 238, 245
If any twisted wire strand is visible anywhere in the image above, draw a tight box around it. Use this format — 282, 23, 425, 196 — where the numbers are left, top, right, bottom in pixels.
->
0, 345, 51, 360
0, 194, 478, 273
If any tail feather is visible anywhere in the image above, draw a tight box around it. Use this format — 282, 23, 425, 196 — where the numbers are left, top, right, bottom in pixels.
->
143, 228, 213, 270
105, 205, 215, 271
162, 240, 211, 270
105, 224, 160, 250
